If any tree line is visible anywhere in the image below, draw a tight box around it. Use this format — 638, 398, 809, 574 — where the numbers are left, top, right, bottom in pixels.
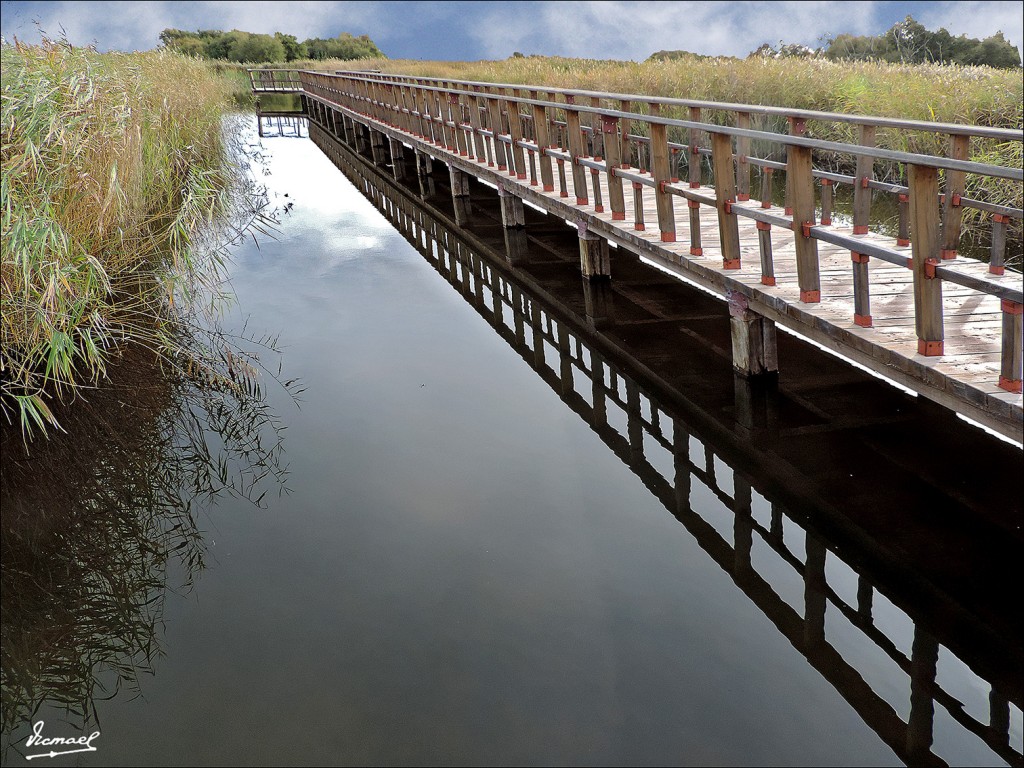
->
650, 16, 1021, 69
159, 29, 385, 63
755, 16, 1021, 68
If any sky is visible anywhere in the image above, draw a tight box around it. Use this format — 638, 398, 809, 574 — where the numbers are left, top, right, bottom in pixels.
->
0, 1, 1021, 62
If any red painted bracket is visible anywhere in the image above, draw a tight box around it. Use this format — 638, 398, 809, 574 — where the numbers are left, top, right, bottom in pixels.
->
688, 200, 701, 210
761, 275, 776, 286
1002, 300, 1023, 315
801, 221, 813, 238
854, 314, 872, 327
756, 221, 771, 231
851, 252, 869, 264
917, 339, 944, 356
860, 176, 870, 189
800, 290, 821, 303
924, 257, 940, 279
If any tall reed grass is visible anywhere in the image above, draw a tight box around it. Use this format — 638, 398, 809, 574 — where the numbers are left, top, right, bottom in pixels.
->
1, 40, 238, 437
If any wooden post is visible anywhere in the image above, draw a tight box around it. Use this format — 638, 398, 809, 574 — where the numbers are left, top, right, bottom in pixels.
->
757, 222, 774, 285
853, 124, 875, 234
583, 278, 614, 329
498, 184, 525, 229
990, 214, 1008, 274
711, 132, 740, 268
787, 143, 820, 302
450, 93, 468, 157
633, 182, 645, 231
1000, 299, 1022, 393
736, 112, 751, 200
389, 138, 406, 181
897, 194, 911, 246
618, 100, 633, 169
531, 95, 554, 191
909, 164, 944, 356
688, 201, 702, 256
729, 291, 778, 378
469, 87, 488, 164
590, 168, 604, 212
941, 134, 969, 259
603, 116, 626, 220
486, 92, 508, 172
852, 252, 872, 327
761, 167, 774, 209
579, 224, 610, 280
651, 121, 675, 242
506, 90, 528, 180
820, 179, 833, 225
688, 107, 702, 187
565, 99, 589, 205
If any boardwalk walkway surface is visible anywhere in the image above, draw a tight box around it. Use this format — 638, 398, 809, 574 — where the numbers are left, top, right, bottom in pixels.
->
252, 69, 1023, 442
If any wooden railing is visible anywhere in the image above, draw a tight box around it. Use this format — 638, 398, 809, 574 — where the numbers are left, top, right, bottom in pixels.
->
254, 68, 1024, 397
248, 68, 303, 92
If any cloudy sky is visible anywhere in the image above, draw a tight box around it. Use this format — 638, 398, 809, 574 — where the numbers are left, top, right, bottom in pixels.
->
1, 1, 1021, 61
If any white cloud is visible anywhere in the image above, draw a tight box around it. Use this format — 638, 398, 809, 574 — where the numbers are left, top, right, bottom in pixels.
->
471, 1, 880, 60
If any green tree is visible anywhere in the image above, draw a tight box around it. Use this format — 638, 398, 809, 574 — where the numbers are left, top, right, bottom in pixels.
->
275, 32, 305, 62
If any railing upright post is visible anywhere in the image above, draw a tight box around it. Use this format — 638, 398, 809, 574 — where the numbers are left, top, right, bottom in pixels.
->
941, 134, 969, 259
711, 131, 740, 267
565, 96, 589, 206
787, 138, 820, 302
999, 300, 1022, 393
650, 106, 675, 242
589, 96, 604, 159
506, 90, 528, 180
469, 86, 487, 163
619, 100, 633, 168
531, 93, 554, 191
688, 107, 702, 187
908, 164, 944, 356
602, 116, 626, 220
485, 90, 508, 172
853, 124, 875, 234
736, 111, 751, 201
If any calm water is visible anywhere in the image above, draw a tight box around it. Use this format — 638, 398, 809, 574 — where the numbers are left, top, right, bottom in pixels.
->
1, 118, 1021, 767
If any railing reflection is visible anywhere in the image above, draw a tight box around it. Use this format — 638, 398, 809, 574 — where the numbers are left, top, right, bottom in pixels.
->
307, 119, 1023, 768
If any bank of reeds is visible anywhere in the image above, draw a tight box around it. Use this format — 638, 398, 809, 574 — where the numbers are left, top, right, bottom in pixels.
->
1, 40, 237, 436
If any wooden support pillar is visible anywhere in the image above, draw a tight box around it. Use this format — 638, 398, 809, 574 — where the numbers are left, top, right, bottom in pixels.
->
578, 224, 610, 281
688, 201, 702, 256
711, 132, 740, 268
633, 183, 646, 231
504, 227, 529, 266
415, 150, 435, 199
449, 165, 471, 227
941, 134, 969, 259
498, 184, 526, 229
728, 291, 778, 378
853, 125, 875, 234
788, 143, 820, 303
651, 121, 676, 242
909, 164, 944, 356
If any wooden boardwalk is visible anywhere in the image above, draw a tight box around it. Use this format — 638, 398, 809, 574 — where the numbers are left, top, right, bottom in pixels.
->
253, 69, 1024, 442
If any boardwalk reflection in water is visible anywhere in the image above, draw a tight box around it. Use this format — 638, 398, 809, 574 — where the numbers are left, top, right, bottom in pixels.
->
310, 120, 1023, 768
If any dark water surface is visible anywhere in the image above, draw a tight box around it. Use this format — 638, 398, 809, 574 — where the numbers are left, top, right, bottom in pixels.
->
2, 120, 1021, 767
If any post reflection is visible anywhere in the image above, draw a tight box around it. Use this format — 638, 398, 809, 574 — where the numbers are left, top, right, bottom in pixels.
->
309, 119, 1023, 768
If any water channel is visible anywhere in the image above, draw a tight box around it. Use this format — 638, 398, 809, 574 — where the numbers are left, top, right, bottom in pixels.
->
1, 115, 1021, 767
